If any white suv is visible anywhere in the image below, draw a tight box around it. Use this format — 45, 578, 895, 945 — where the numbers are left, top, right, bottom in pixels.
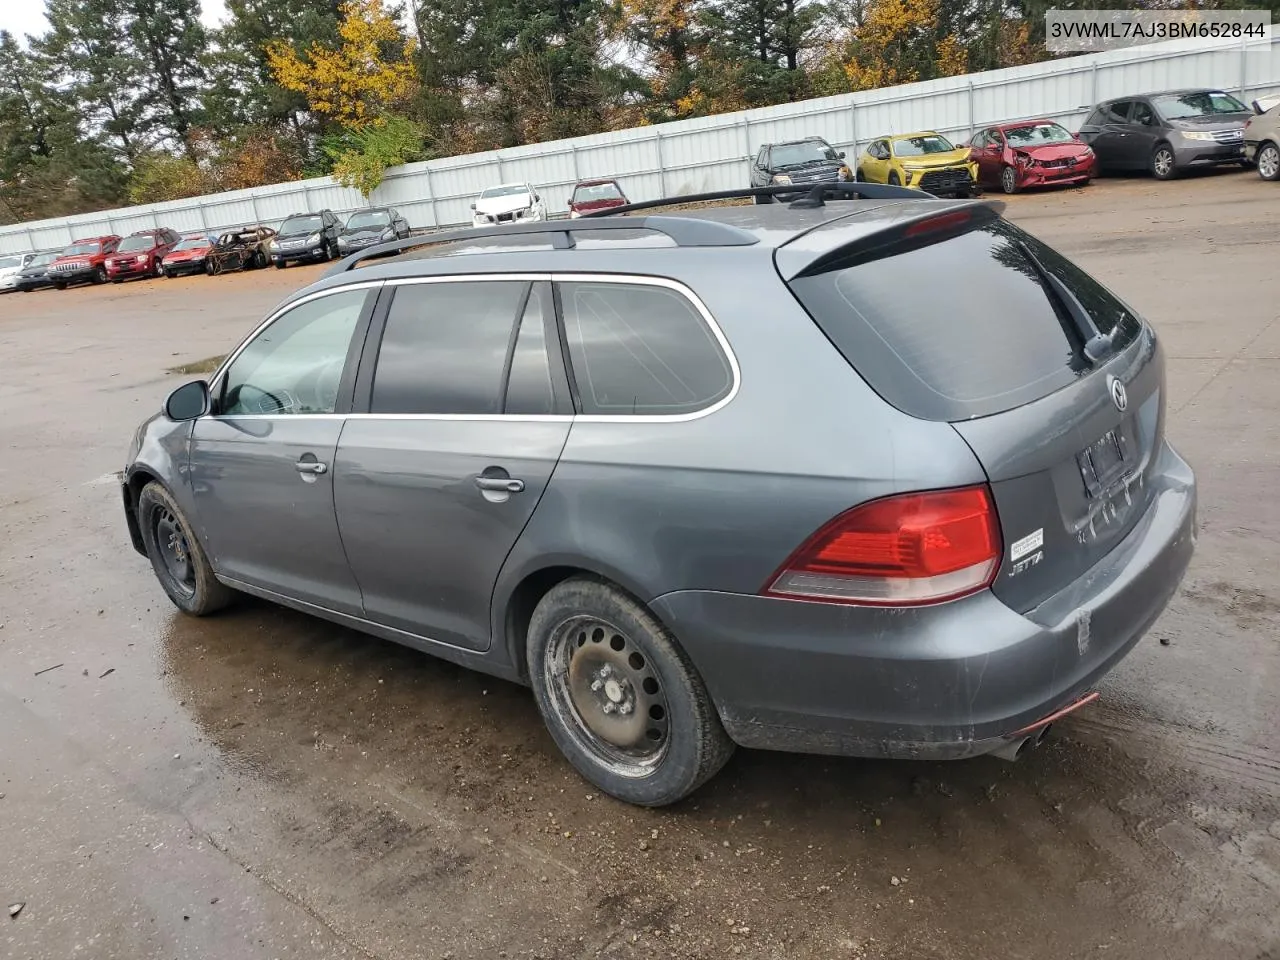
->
471, 183, 546, 227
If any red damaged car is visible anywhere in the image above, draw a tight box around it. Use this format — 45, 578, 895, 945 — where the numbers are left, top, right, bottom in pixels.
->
105, 228, 181, 282
567, 178, 629, 217
967, 120, 1096, 194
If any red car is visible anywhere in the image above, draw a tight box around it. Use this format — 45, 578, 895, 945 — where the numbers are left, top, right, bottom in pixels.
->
967, 120, 1096, 194
162, 234, 218, 277
567, 178, 629, 217
105, 228, 182, 282
48, 235, 121, 289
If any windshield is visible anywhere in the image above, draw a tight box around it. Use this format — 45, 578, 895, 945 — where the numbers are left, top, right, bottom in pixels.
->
279, 215, 322, 236
480, 185, 530, 199
1004, 123, 1075, 146
346, 210, 391, 230
771, 142, 838, 167
1155, 91, 1248, 119
893, 135, 955, 157
573, 182, 624, 203
117, 235, 155, 252
62, 241, 101, 256
0, 256, 20, 269
174, 237, 212, 251
28, 252, 56, 266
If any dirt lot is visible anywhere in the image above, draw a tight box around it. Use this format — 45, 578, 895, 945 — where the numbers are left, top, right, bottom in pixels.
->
1, 171, 1278, 960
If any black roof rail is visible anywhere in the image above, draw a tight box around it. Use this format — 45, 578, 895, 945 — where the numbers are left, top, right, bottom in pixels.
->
325, 215, 761, 275
584, 183, 931, 218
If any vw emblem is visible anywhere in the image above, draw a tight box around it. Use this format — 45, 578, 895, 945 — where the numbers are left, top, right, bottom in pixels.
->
1108, 376, 1128, 413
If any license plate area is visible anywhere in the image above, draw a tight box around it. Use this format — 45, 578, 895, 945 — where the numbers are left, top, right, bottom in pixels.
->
1078, 429, 1129, 497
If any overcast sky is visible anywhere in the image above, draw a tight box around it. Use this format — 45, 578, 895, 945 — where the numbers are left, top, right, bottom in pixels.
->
0, 0, 230, 43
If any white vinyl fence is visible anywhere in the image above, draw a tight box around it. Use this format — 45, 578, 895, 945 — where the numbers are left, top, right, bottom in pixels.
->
2, 32, 1278, 255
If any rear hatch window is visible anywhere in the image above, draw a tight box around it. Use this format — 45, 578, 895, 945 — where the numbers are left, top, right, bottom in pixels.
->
788, 219, 1139, 422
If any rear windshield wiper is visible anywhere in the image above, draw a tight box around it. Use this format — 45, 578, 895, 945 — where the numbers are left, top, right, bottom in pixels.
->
1015, 239, 1118, 366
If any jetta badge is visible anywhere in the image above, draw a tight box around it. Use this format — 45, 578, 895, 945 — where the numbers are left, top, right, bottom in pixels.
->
1108, 376, 1128, 413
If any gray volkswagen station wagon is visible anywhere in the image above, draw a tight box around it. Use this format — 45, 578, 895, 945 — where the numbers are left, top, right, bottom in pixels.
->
123, 184, 1197, 806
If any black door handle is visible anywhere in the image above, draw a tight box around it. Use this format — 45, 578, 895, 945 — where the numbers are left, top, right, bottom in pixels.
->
475, 476, 525, 493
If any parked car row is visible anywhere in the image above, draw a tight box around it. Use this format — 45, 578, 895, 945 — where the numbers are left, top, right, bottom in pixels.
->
3, 207, 415, 293
750, 87, 1273, 200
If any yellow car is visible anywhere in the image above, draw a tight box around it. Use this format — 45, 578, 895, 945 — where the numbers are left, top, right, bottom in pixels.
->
856, 132, 980, 197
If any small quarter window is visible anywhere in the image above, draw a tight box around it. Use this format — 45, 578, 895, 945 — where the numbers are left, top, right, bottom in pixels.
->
559, 281, 732, 417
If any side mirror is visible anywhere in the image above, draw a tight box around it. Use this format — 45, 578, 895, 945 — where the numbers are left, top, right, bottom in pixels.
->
165, 380, 209, 421
838, 151, 846, 159
469, 202, 476, 210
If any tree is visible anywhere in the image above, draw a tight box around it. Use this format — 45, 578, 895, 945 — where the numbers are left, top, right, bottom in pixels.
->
327, 114, 425, 197
618, 0, 704, 122
267, 0, 417, 130
0, 29, 127, 220
37, 0, 150, 161
124, 0, 209, 158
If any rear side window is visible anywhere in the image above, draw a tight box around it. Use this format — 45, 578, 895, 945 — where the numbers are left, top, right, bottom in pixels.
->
503, 282, 558, 415
788, 220, 1140, 422
371, 281, 526, 414
559, 281, 733, 416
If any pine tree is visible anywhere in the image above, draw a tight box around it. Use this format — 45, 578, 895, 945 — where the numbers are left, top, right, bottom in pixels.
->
124, 0, 209, 159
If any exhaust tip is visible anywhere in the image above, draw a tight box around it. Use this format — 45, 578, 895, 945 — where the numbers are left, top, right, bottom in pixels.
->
1035, 723, 1053, 747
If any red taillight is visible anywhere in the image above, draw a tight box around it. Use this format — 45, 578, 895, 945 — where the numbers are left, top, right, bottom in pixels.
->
903, 211, 972, 238
763, 486, 1002, 606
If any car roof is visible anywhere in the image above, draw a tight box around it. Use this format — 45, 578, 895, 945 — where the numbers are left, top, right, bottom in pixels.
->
993, 118, 1060, 129
1102, 88, 1229, 104
69, 235, 118, 243
350, 206, 392, 213
766, 137, 831, 147
483, 182, 532, 190
886, 131, 945, 141
574, 178, 621, 187
292, 196, 993, 307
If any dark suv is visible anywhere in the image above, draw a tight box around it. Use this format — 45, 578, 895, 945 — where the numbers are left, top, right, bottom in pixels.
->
749, 137, 852, 201
123, 184, 1196, 807
1079, 89, 1252, 179
106, 228, 182, 282
269, 210, 341, 267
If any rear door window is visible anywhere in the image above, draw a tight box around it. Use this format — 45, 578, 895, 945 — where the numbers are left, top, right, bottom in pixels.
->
558, 280, 733, 417
370, 281, 527, 414
788, 220, 1140, 422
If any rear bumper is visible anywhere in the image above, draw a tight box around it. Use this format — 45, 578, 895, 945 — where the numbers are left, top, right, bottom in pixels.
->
652, 442, 1196, 760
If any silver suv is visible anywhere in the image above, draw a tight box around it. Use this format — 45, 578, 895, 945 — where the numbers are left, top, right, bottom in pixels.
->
123, 185, 1197, 806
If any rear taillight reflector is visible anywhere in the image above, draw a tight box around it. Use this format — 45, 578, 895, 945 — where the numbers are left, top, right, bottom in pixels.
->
763, 486, 1002, 606
903, 211, 973, 238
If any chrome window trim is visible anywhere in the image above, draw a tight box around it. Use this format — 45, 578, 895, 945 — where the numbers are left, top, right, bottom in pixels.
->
205, 272, 741, 425
206, 280, 385, 417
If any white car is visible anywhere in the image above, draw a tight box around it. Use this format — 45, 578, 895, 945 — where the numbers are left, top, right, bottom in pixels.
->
0, 252, 37, 292
471, 183, 546, 228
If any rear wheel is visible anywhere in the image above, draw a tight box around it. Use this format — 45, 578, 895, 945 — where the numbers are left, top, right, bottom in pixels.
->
1000, 165, 1020, 194
1257, 142, 1280, 181
1150, 143, 1178, 180
153, 259, 164, 277
527, 578, 734, 807
137, 482, 233, 616
92, 265, 107, 284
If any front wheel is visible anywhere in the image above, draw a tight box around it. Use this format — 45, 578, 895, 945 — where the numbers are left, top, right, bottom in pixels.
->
274, 259, 286, 269
855, 170, 866, 182
1151, 144, 1178, 180
1000, 165, 1020, 194
137, 482, 233, 616
54, 282, 67, 291
1257, 142, 1280, 181
527, 578, 734, 807
888, 171, 901, 186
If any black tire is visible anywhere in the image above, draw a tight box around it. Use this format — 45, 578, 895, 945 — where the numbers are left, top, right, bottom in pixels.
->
92, 265, 107, 284
1257, 142, 1280, 181
153, 259, 164, 277
163, 268, 174, 278
253, 249, 267, 269
1150, 143, 1178, 180
1000, 165, 1020, 194
275, 259, 287, 269
527, 578, 734, 806
855, 170, 866, 182
54, 282, 67, 291
888, 171, 901, 186
110, 278, 122, 284
136, 481, 233, 616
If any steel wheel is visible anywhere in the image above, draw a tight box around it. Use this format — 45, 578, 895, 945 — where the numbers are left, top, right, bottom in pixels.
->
1258, 143, 1280, 181
153, 505, 195, 600
1001, 165, 1019, 194
1151, 146, 1176, 180
543, 615, 671, 778
153, 258, 164, 277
